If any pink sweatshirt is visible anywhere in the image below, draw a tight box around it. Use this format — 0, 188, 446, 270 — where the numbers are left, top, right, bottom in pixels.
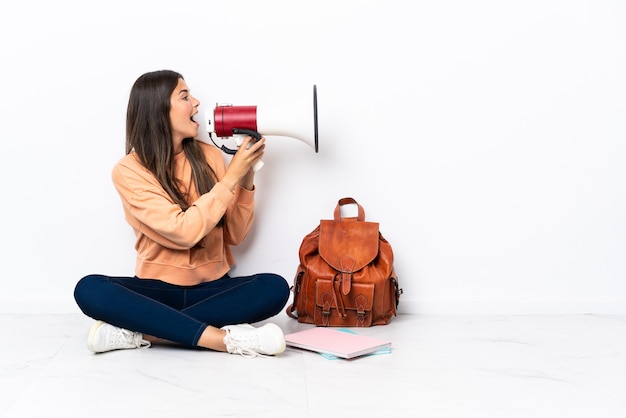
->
111, 141, 255, 286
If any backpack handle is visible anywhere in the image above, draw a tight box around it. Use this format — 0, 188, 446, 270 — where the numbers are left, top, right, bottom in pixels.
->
334, 197, 365, 221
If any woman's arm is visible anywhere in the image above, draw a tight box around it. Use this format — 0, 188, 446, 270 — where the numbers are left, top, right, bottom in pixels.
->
112, 157, 234, 249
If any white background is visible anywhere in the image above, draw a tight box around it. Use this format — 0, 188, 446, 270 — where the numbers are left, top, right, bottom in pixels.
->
0, 0, 624, 314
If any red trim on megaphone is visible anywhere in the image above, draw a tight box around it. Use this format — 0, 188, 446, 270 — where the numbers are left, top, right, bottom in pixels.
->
213, 105, 258, 138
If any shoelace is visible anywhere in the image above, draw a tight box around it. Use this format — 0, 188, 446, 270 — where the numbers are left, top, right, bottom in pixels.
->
225, 332, 268, 358
113, 327, 151, 349
232, 346, 268, 358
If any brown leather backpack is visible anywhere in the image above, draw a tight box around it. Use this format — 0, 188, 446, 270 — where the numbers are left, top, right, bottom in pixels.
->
286, 197, 402, 327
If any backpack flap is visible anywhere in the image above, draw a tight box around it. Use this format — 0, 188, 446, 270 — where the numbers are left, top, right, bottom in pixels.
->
318, 219, 380, 295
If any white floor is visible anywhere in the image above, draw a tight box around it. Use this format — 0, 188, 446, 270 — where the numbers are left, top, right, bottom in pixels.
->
1, 313, 625, 417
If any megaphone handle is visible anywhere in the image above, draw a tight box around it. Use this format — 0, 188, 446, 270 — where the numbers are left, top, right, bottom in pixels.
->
219, 145, 237, 155
232, 128, 262, 141
232, 129, 264, 172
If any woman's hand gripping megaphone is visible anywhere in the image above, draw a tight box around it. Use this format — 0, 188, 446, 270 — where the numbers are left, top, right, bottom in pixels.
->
216, 134, 264, 192
222, 135, 266, 189
205, 107, 265, 172
231, 129, 265, 172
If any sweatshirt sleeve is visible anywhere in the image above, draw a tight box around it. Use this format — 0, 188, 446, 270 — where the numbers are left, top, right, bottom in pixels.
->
112, 156, 237, 250
222, 185, 255, 246
201, 143, 256, 247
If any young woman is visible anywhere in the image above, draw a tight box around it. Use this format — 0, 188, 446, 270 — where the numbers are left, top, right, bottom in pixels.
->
74, 70, 290, 357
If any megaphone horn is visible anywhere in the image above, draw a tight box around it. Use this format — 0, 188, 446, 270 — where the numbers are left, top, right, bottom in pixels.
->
205, 85, 319, 170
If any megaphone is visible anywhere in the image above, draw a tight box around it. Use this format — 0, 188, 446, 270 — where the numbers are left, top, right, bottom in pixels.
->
205, 85, 319, 171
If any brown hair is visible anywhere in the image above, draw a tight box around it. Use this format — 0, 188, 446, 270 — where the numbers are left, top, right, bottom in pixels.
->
126, 70, 218, 210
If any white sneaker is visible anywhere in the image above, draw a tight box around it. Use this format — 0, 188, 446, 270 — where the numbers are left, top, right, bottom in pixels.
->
87, 320, 151, 353
221, 323, 286, 357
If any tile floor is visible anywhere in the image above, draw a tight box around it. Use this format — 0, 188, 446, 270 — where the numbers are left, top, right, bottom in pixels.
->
1, 313, 625, 417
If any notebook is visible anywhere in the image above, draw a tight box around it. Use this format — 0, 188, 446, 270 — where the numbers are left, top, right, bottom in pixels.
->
284, 327, 392, 359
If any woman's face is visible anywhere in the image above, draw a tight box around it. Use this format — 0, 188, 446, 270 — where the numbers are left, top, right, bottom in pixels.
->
169, 78, 200, 152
